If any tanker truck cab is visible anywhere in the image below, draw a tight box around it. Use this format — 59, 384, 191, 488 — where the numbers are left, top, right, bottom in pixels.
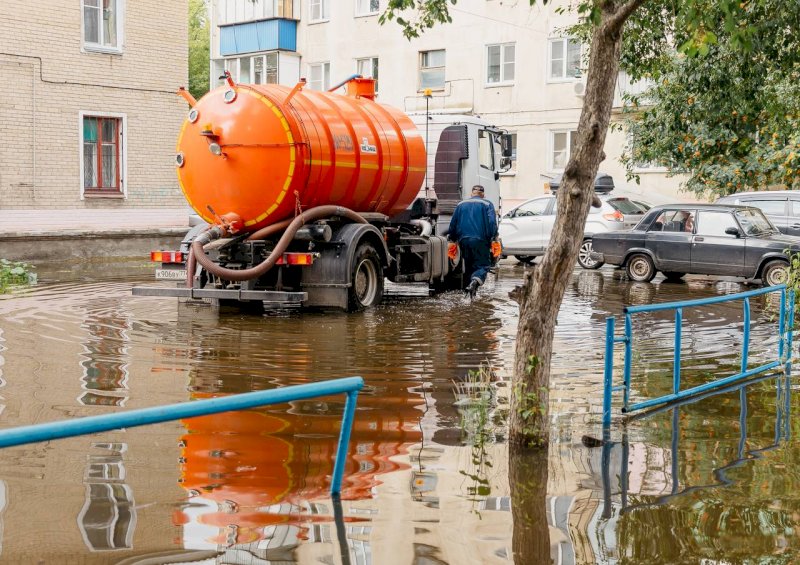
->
133, 79, 509, 312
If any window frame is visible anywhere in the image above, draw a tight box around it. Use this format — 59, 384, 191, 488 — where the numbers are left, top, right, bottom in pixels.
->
308, 62, 331, 91
81, 0, 124, 54
485, 42, 515, 86
549, 129, 578, 172
355, 0, 380, 17
355, 56, 379, 94
309, 0, 330, 23
419, 49, 446, 92
547, 37, 581, 83
79, 111, 127, 199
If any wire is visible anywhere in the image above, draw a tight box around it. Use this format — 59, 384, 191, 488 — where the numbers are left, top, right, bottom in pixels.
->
0, 52, 177, 95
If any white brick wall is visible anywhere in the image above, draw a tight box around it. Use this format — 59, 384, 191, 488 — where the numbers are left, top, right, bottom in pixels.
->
0, 1, 189, 217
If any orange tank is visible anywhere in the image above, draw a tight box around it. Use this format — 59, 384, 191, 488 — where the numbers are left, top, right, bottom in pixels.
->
176, 78, 427, 232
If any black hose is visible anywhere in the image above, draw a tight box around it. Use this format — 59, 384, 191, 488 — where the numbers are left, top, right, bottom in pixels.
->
191, 206, 367, 282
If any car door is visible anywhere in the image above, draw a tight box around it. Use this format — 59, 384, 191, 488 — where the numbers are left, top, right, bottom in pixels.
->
690, 210, 746, 275
789, 199, 800, 237
540, 198, 558, 247
646, 208, 694, 273
498, 197, 554, 253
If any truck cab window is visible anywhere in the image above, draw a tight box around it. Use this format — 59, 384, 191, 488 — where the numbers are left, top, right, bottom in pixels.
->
478, 130, 494, 170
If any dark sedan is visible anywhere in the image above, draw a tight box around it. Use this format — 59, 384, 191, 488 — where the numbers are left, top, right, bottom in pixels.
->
590, 204, 800, 285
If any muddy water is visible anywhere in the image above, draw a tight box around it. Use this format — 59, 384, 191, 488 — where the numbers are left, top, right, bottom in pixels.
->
0, 261, 796, 563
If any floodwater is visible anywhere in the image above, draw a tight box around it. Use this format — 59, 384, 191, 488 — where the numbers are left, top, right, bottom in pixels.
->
0, 260, 796, 563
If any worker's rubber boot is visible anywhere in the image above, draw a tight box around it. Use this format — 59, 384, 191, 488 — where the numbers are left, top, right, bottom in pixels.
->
466, 278, 481, 299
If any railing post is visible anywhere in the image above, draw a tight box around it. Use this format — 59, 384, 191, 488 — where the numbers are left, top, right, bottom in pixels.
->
624, 313, 632, 411
331, 390, 359, 495
789, 290, 795, 359
673, 308, 682, 395
779, 288, 787, 362
603, 317, 616, 427
741, 297, 750, 374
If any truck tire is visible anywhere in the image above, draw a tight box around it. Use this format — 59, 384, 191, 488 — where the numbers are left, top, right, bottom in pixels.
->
348, 243, 384, 311
625, 253, 656, 282
761, 260, 789, 287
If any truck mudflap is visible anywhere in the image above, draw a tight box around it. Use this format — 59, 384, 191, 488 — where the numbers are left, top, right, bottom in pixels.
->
132, 286, 306, 303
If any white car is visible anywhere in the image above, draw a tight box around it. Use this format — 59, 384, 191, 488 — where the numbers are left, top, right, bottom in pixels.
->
499, 193, 649, 268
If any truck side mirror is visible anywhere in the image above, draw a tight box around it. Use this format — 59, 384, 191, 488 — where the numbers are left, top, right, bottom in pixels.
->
501, 134, 514, 157
499, 156, 512, 172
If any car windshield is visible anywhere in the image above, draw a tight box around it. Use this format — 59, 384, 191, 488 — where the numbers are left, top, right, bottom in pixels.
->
606, 198, 644, 215
735, 208, 777, 236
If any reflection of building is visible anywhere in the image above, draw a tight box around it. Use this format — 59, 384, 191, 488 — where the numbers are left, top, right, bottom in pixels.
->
79, 305, 131, 406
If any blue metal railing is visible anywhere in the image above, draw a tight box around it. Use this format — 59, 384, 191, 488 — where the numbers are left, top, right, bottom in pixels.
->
603, 285, 794, 425
0, 376, 364, 495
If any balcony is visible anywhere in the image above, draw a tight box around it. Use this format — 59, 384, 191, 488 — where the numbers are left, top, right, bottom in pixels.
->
219, 18, 297, 56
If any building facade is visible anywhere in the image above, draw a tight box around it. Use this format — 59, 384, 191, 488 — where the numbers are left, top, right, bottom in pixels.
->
209, 0, 692, 214
0, 0, 189, 233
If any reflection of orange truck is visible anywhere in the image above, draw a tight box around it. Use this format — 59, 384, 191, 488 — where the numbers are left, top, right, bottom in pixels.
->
174, 393, 421, 546
135, 76, 511, 310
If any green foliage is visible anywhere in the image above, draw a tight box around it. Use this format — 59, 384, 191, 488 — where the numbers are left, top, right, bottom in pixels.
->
0, 259, 36, 294
189, 0, 210, 100
622, 1, 800, 199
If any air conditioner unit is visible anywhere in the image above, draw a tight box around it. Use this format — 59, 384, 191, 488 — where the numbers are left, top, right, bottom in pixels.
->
573, 78, 587, 97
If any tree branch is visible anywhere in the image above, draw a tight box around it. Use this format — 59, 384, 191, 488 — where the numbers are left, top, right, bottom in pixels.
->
606, 0, 648, 32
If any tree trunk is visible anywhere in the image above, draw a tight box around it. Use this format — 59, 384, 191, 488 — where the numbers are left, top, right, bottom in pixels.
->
509, 1, 640, 448
510, 444, 550, 564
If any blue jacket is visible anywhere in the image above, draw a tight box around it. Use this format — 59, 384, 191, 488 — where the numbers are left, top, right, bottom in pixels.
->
448, 196, 498, 243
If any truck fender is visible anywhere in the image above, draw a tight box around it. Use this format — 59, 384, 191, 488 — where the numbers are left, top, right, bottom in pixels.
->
301, 223, 389, 283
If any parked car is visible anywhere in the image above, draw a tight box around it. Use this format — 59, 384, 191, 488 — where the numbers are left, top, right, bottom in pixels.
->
590, 203, 800, 285
499, 189, 647, 269
716, 190, 800, 237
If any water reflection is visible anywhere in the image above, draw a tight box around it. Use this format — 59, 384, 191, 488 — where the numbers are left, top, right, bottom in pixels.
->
593, 372, 799, 563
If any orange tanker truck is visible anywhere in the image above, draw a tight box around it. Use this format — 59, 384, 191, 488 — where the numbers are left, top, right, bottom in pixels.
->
134, 75, 512, 311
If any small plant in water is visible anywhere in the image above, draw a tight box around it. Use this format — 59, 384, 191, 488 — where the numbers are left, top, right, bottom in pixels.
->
0, 259, 36, 294
453, 363, 506, 514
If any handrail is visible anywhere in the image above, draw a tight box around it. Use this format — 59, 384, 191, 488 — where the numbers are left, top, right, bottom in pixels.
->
603, 285, 794, 425
0, 376, 364, 495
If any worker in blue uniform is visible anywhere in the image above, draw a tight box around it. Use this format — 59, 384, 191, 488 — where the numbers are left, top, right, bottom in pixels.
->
448, 185, 499, 297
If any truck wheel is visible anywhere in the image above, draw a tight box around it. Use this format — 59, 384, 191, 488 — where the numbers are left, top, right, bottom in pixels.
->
762, 260, 789, 286
348, 243, 384, 311
625, 253, 656, 282
578, 239, 604, 270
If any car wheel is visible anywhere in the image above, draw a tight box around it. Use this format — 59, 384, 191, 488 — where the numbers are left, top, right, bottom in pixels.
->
515, 255, 536, 265
662, 271, 685, 282
578, 239, 604, 270
761, 260, 789, 287
625, 253, 656, 283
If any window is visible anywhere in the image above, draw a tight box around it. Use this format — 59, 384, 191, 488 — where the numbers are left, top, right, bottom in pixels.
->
550, 130, 578, 171
419, 50, 446, 90
792, 200, 800, 217
697, 211, 739, 237
310, 0, 330, 22
83, 0, 122, 52
650, 209, 696, 233
224, 58, 240, 82
253, 53, 279, 84
486, 43, 515, 85
82, 114, 124, 197
745, 199, 787, 216
478, 130, 494, 170
356, 0, 380, 16
549, 38, 581, 80
308, 62, 331, 91
514, 198, 551, 217
356, 57, 379, 94
218, 0, 295, 23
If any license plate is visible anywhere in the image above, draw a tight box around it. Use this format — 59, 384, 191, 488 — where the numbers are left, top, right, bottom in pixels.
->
155, 268, 187, 281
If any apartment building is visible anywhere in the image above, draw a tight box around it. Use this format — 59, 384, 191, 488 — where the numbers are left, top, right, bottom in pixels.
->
0, 0, 189, 233
210, 0, 687, 213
